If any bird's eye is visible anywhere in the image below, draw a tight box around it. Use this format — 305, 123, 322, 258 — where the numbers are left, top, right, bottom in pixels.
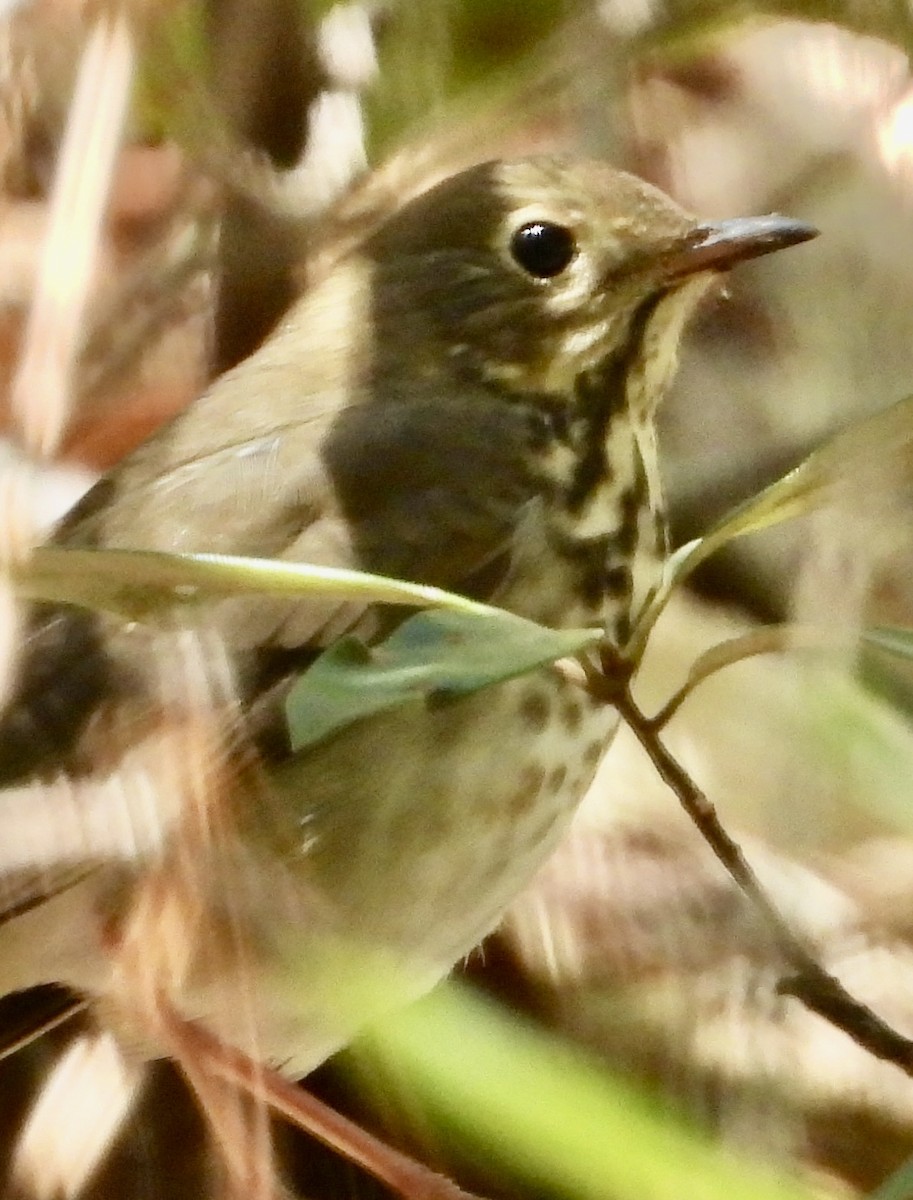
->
509, 222, 576, 279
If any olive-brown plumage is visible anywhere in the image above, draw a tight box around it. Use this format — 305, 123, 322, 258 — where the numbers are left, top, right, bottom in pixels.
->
0, 157, 814, 1070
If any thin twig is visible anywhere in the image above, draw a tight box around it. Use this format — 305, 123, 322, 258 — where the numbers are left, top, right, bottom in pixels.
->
160, 1004, 484, 1200
613, 682, 913, 1076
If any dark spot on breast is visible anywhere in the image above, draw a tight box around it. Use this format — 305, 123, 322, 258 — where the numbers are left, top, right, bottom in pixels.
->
562, 366, 621, 514
612, 610, 632, 646
582, 739, 604, 769
562, 697, 582, 733
615, 485, 643, 556
578, 563, 607, 610
546, 764, 567, 794
564, 438, 610, 516
526, 407, 552, 452
550, 532, 615, 613
604, 562, 633, 597
546, 406, 571, 443
525, 394, 578, 455
555, 530, 612, 563
518, 690, 551, 731
507, 762, 546, 815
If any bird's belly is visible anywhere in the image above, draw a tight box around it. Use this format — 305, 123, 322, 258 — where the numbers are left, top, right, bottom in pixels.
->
0, 660, 617, 1079
244, 670, 616, 1072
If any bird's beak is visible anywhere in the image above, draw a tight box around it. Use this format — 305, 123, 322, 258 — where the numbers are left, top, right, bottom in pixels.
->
657, 215, 818, 280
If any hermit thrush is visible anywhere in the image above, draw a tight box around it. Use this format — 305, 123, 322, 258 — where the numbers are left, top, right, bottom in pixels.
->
0, 157, 814, 1073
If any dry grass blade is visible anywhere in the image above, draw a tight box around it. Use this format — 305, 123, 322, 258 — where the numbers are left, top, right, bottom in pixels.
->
100, 627, 292, 1198
8, 12, 133, 459
160, 1005, 483, 1200
0, 9, 133, 747
75, 205, 214, 417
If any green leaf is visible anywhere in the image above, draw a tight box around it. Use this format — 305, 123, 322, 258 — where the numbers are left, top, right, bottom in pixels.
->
14, 547, 504, 622
862, 626, 913, 661
285, 608, 600, 752
652, 624, 852, 726
630, 394, 913, 657
345, 982, 817, 1200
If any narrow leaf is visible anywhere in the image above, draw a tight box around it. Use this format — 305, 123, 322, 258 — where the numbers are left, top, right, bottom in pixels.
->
348, 983, 816, 1200
863, 626, 913, 661
14, 547, 500, 621
655, 625, 856, 725
631, 394, 913, 655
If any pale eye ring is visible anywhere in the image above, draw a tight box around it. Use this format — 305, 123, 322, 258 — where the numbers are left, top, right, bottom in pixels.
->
509, 221, 576, 279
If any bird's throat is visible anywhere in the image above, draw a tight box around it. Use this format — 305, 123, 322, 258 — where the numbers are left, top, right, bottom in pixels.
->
516, 287, 695, 640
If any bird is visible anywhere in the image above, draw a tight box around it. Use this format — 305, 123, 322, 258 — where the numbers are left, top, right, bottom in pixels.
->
0, 156, 815, 1077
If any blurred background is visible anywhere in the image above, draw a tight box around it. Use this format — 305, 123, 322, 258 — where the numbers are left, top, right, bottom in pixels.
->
4, 1, 913, 1197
